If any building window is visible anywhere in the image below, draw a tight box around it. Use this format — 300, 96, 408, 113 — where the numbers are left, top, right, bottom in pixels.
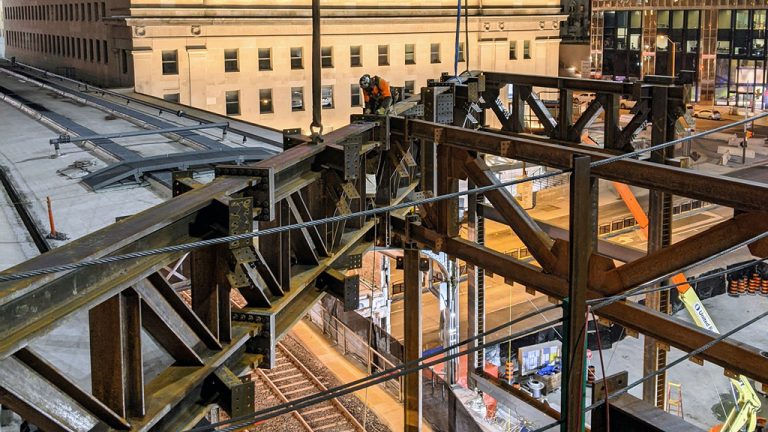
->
321, 46, 333, 68
430, 43, 441, 63
290, 47, 303, 69
523, 40, 531, 59
378, 45, 389, 66
404, 80, 415, 97
322, 85, 334, 109
717, 41, 730, 55
103, 40, 109, 64
258, 48, 272, 71
509, 41, 517, 60
458, 42, 465, 62
89, 39, 94, 62
225, 91, 240, 116
95, 40, 101, 62
350, 45, 362, 67
224, 49, 239, 72
291, 87, 304, 111
162, 50, 178, 75
405, 44, 416, 65
351, 84, 361, 107
259, 89, 273, 114
163, 93, 180, 103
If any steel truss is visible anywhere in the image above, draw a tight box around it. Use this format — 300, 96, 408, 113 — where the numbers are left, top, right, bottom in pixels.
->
0, 71, 766, 431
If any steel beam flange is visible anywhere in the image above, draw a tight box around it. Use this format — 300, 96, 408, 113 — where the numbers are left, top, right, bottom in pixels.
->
233, 310, 276, 369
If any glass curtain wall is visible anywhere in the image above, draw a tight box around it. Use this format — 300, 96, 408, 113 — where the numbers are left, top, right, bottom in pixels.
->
715, 9, 767, 108
601, 11, 642, 78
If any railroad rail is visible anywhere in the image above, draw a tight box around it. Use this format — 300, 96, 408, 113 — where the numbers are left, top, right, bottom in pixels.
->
255, 342, 365, 432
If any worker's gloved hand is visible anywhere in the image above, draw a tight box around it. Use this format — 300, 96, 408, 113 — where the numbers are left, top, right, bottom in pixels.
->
364, 108, 372, 115
376, 108, 387, 115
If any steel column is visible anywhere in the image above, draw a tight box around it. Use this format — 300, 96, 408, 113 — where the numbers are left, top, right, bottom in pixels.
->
403, 247, 422, 431
88, 290, 143, 418
560, 156, 593, 432
643, 83, 675, 407
466, 182, 486, 382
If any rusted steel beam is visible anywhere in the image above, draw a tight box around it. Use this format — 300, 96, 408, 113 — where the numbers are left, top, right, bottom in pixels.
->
393, 219, 768, 384
14, 348, 131, 429
436, 145, 460, 237
561, 156, 593, 432
480, 204, 645, 263
463, 155, 559, 272
141, 299, 204, 366
483, 72, 636, 94
403, 120, 768, 211
88, 294, 131, 417
147, 273, 221, 350
403, 247, 422, 431
598, 212, 768, 295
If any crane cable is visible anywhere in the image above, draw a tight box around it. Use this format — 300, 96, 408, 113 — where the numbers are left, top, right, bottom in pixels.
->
309, 0, 323, 143
453, 0, 462, 79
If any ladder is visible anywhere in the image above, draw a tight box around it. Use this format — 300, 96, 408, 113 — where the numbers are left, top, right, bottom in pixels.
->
665, 382, 684, 418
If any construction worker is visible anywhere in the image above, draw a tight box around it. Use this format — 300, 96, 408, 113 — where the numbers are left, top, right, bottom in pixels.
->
359, 74, 392, 115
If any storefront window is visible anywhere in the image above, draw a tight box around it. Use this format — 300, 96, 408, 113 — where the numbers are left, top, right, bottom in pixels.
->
753, 39, 766, 57
687, 10, 700, 28
617, 28, 627, 49
735, 10, 749, 30
658, 11, 670, 29
672, 11, 684, 29
754, 11, 766, 31
717, 41, 730, 55
718, 10, 731, 30
630, 34, 641, 51
630, 11, 642, 28
687, 40, 698, 53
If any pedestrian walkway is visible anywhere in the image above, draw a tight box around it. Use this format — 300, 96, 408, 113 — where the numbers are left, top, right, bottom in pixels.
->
290, 319, 434, 432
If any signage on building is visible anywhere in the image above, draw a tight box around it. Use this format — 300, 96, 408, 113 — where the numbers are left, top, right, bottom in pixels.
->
581, 60, 592, 79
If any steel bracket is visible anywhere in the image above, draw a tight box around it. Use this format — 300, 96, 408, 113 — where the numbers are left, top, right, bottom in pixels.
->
172, 170, 199, 197
343, 135, 363, 181
236, 310, 276, 369
346, 253, 363, 269
216, 166, 275, 222
316, 269, 360, 311
205, 366, 255, 418
228, 197, 253, 250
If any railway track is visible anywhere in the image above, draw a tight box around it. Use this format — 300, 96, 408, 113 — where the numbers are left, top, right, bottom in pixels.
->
255, 342, 365, 432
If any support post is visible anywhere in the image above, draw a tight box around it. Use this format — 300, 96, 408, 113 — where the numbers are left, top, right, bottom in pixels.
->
89, 290, 144, 418
643, 83, 674, 407
403, 247, 422, 431
466, 182, 486, 384
191, 246, 221, 340
560, 155, 593, 432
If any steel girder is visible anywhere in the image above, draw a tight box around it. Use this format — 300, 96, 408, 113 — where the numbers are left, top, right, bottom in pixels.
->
0, 120, 411, 430
393, 219, 768, 384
